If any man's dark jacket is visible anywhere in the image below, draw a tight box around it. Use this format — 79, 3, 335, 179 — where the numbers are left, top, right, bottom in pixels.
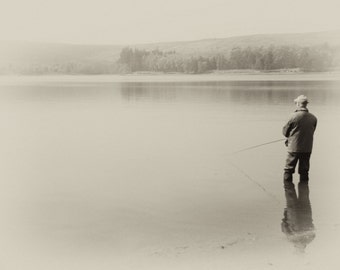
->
282, 108, 317, 153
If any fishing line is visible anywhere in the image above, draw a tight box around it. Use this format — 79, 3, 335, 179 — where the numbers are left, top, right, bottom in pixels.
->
226, 138, 285, 204
228, 160, 281, 204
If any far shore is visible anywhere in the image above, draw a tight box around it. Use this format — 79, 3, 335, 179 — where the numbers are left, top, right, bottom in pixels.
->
0, 70, 340, 85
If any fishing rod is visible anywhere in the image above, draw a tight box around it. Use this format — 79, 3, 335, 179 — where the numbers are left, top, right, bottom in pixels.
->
232, 138, 286, 155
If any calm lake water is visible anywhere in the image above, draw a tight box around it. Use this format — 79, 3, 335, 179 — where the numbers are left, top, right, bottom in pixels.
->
0, 76, 340, 269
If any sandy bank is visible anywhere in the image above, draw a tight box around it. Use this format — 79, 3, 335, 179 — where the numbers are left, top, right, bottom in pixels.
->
0, 71, 340, 85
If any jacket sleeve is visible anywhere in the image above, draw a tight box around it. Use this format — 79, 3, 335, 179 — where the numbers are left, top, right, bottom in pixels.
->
314, 117, 317, 130
282, 119, 292, 138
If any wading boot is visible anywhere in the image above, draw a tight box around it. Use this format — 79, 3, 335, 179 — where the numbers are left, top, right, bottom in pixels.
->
300, 173, 309, 183
283, 171, 293, 182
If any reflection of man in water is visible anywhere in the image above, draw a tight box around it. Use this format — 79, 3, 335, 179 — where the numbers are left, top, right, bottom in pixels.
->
282, 180, 315, 252
283, 95, 317, 182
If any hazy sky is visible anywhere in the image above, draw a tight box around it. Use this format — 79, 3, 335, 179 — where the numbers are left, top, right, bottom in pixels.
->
1, 0, 340, 44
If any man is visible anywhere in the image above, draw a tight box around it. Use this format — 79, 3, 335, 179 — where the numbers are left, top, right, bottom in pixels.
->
283, 95, 317, 182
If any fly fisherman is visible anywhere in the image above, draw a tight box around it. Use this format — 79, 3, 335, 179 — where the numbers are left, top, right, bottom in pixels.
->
283, 95, 317, 182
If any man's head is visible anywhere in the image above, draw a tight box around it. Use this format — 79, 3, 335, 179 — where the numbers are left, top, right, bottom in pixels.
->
294, 95, 309, 108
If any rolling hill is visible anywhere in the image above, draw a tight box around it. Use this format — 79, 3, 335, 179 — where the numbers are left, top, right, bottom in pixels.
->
135, 30, 340, 56
1, 30, 340, 74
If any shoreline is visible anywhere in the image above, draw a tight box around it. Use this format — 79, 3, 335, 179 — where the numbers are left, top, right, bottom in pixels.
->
0, 71, 340, 84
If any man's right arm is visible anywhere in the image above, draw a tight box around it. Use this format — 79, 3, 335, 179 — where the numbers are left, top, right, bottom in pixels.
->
314, 117, 317, 130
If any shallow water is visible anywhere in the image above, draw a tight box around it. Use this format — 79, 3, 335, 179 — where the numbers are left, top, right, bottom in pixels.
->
0, 77, 339, 269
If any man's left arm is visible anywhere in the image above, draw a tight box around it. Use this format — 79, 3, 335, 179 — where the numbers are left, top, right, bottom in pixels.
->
282, 120, 292, 138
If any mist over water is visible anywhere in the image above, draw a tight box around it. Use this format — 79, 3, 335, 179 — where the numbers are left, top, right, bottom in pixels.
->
0, 78, 339, 269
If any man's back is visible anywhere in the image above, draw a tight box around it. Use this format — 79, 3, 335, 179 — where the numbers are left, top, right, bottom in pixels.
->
283, 108, 317, 153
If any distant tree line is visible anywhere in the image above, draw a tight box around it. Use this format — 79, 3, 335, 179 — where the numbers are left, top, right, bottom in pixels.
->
118, 44, 337, 73
0, 44, 338, 75
0, 62, 123, 75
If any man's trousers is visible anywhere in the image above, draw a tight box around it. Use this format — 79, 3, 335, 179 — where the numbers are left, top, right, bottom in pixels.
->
284, 152, 311, 181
